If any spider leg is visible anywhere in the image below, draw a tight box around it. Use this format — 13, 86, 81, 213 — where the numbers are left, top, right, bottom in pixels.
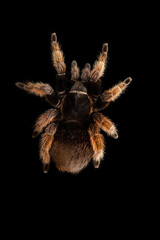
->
87, 44, 108, 100
92, 112, 118, 139
71, 60, 80, 81
55, 74, 67, 99
87, 79, 102, 101
32, 108, 60, 138
81, 63, 91, 82
104, 77, 132, 102
95, 77, 132, 111
90, 43, 108, 81
88, 123, 105, 168
80, 44, 108, 100
15, 81, 54, 97
81, 63, 102, 101
40, 122, 58, 173
16, 81, 60, 107
51, 33, 66, 75
51, 33, 67, 98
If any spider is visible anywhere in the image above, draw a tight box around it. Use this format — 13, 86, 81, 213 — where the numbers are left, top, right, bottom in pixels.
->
16, 33, 132, 174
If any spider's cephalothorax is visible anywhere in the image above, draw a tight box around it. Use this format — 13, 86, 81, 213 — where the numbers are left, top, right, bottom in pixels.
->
16, 33, 132, 173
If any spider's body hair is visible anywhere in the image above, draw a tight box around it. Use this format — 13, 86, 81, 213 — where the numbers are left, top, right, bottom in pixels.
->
90, 43, 108, 81
71, 60, 80, 81
15, 82, 53, 97
40, 122, 58, 173
50, 122, 93, 173
92, 112, 118, 139
81, 63, 91, 82
88, 123, 105, 166
15, 33, 132, 174
51, 33, 66, 74
32, 109, 59, 138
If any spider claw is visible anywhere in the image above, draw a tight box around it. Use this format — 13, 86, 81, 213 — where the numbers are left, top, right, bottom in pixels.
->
15, 82, 25, 90
71, 60, 78, 68
124, 77, 132, 85
84, 63, 91, 70
51, 32, 57, 42
32, 131, 39, 138
43, 164, 50, 173
113, 132, 118, 139
93, 160, 100, 168
102, 43, 108, 53
109, 125, 119, 139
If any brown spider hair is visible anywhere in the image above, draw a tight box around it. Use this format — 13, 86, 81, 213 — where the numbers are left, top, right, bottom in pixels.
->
16, 33, 132, 173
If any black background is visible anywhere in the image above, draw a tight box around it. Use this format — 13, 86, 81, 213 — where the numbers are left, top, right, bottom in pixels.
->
4, 2, 150, 230
7, 5, 142, 186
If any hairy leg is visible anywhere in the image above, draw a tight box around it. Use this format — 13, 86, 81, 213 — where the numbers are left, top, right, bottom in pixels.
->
88, 123, 105, 168
51, 33, 67, 97
104, 77, 132, 102
71, 60, 80, 81
88, 79, 102, 101
81, 63, 91, 82
15, 81, 54, 97
40, 122, 58, 173
81, 63, 102, 101
95, 77, 132, 110
90, 43, 108, 81
32, 109, 60, 138
51, 33, 66, 75
55, 73, 67, 99
92, 112, 118, 139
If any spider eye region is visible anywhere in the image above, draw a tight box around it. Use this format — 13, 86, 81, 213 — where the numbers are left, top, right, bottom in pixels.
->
70, 81, 87, 93
63, 81, 91, 122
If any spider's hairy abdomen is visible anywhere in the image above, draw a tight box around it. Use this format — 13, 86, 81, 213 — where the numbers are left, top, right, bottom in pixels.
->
50, 122, 93, 173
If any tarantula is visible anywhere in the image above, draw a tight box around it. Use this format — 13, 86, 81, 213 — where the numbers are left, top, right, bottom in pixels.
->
16, 33, 132, 174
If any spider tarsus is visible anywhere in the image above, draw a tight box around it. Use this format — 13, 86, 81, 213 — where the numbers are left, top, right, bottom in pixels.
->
15, 82, 25, 89
124, 77, 132, 85
43, 164, 50, 173
113, 132, 118, 139
71, 60, 78, 68
51, 32, 57, 42
71, 60, 80, 80
93, 160, 100, 168
32, 131, 39, 138
85, 63, 91, 70
102, 43, 108, 53
81, 63, 91, 82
